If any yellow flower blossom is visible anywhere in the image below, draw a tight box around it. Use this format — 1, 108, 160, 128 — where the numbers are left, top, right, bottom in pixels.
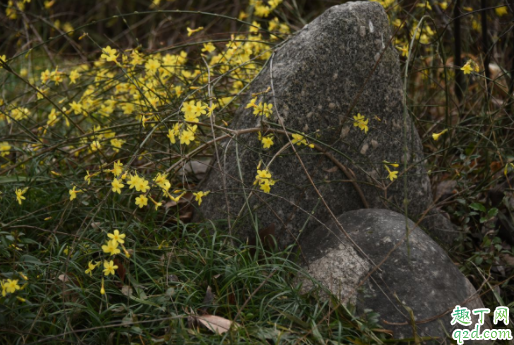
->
261, 135, 274, 149
0, 141, 11, 157
135, 194, 148, 208
432, 129, 448, 141
15, 188, 28, 205
103, 260, 118, 276
194, 191, 210, 205
107, 229, 125, 244
110, 138, 125, 152
102, 239, 121, 256
461, 61, 473, 75
187, 26, 204, 37
384, 165, 398, 181
111, 178, 124, 194
69, 69, 80, 84
90, 140, 102, 152
4, 279, 20, 294
353, 114, 369, 133
291, 133, 307, 146
69, 101, 83, 115
101, 46, 119, 62
180, 126, 197, 146
154, 172, 171, 191
85, 261, 99, 276
145, 58, 161, 75
69, 186, 82, 201
202, 43, 216, 53
111, 160, 123, 177
496, 6, 508, 17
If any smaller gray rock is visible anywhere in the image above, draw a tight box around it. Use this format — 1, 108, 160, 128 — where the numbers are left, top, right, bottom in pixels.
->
298, 209, 491, 343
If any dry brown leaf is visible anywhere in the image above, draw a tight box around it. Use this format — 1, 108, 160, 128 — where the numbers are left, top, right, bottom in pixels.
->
121, 285, 133, 296
197, 315, 238, 334
323, 166, 338, 173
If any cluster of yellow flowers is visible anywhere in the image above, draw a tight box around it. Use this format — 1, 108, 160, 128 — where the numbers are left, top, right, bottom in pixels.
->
383, 161, 399, 182
254, 166, 276, 193
69, 160, 210, 210
82, 229, 128, 295
246, 97, 273, 118
1, 272, 27, 302
461, 60, 480, 75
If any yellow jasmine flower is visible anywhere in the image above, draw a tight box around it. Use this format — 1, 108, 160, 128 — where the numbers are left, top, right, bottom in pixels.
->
432, 129, 448, 141
496, 6, 508, 17
4, 279, 20, 294
121, 103, 135, 115
187, 26, 204, 37
206, 104, 217, 117
135, 194, 148, 208
250, 21, 261, 34
111, 178, 124, 194
384, 165, 398, 181
135, 177, 150, 193
167, 128, 177, 144
84, 170, 99, 185
184, 112, 200, 123
193, 191, 210, 205
202, 43, 216, 53
90, 140, 102, 152
107, 229, 126, 244
353, 114, 369, 133
145, 58, 161, 75
111, 160, 123, 177
154, 173, 171, 191
127, 173, 141, 190
103, 260, 118, 276
180, 128, 196, 146
69, 101, 83, 115
0, 141, 11, 157
102, 239, 121, 256
261, 135, 274, 149
101, 46, 119, 62
69, 186, 82, 201
163, 189, 186, 202
15, 188, 28, 205
68, 69, 80, 84
246, 97, 257, 109
110, 138, 125, 152
291, 133, 307, 146
255, 169, 272, 182
84, 261, 98, 276
461, 61, 473, 75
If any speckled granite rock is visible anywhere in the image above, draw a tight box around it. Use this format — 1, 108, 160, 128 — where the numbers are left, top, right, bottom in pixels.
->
196, 1, 452, 246
299, 209, 491, 343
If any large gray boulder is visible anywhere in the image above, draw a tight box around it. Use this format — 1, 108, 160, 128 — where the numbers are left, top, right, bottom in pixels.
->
196, 1, 453, 245
298, 209, 491, 343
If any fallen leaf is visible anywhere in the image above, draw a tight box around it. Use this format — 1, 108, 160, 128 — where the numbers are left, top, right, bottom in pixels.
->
121, 285, 133, 297
323, 166, 338, 173
197, 314, 239, 334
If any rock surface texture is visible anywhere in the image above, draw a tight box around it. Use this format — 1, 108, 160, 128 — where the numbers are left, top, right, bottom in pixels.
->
299, 209, 491, 343
196, 1, 454, 245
